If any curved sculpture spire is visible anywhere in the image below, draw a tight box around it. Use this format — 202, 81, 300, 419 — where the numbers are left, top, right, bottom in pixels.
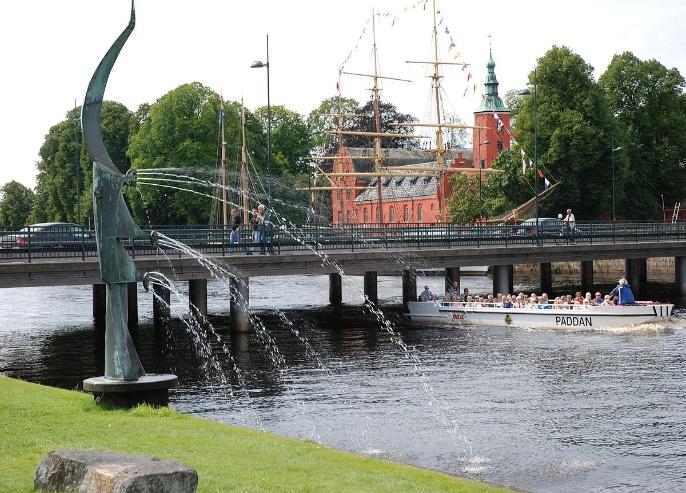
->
82, 0, 148, 381
82, 0, 135, 176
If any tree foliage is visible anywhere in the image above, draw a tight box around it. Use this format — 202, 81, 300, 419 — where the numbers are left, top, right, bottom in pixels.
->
447, 174, 483, 223
30, 101, 134, 225
513, 46, 614, 219
306, 95, 359, 149
599, 52, 686, 218
255, 105, 311, 175
0, 181, 34, 228
344, 98, 418, 148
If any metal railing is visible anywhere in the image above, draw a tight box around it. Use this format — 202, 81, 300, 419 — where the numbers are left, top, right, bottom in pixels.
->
0, 221, 684, 262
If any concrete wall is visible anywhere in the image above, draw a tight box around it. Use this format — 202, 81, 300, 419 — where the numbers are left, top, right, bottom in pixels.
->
514, 257, 675, 275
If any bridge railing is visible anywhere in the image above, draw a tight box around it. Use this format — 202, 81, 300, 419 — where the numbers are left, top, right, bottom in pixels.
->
0, 221, 684, 262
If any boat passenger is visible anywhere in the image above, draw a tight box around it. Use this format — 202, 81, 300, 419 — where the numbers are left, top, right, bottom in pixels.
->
486, 293, 495, 305
594, 292, 604, 305
502, 295, 513, 309
608, 278, 636, 305
447, 281, 460, 296
463, 288, 469, 300
419, 286, 434, 302
540, 293, 552, 308
604, 295, 615, 306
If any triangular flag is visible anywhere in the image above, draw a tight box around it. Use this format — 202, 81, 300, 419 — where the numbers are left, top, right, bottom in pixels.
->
544, 178, 551, 190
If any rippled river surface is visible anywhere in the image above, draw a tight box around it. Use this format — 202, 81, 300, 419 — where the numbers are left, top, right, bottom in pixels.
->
1, 273, 685, 492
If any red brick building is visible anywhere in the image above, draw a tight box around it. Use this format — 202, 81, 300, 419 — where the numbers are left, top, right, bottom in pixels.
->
332, 50, 511, 225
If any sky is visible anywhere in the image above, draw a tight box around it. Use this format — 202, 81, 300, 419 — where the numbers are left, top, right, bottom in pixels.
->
0, 0, 684, 190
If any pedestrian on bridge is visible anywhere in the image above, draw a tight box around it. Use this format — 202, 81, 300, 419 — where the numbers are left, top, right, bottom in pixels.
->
229, 209, 242, 254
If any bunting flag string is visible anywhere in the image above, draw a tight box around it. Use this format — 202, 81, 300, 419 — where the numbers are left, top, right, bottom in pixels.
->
338, 17, 371, 73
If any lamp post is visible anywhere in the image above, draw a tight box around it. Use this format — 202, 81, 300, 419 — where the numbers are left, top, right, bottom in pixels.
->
479, 140, 491, 218
251, 34, 271, 207
518, 68, 539, 243
611, 143, 622, 222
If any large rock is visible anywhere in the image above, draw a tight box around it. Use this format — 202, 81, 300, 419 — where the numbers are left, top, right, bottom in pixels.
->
34, 450, 197, 492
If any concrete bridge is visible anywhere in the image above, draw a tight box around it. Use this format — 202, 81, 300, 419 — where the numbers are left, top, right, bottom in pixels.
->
1, 221, 685, 331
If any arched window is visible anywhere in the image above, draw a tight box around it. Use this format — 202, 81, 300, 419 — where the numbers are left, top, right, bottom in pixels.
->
389, 206, 396, 222
338, 211, 343, 224
363, 208, 369, 223
346, 211, 351, 223
346, 190, 352, 201
417, 204, 423, 222
376, 207, 380, 222
403, 205, 409, 222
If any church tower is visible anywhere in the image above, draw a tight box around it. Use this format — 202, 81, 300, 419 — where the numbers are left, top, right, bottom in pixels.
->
472, 48, 511, 169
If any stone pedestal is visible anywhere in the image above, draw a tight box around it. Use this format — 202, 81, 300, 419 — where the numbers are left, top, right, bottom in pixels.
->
82, 374, 177, 408
363, 271, 378, 304
540, 263, 552, 294
35, 450, 197, 492
230, 276, 250, 332
402, 270, 417, 307
445, 267, 460, 294
329, 273, 342, 305
676, 256, 686, 296
581, 260, 594, 294
492, 264, 513, 295
189, 278, 208, 318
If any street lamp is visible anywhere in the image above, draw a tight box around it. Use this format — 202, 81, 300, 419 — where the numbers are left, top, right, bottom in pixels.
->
251, 34, 271, 207
518, 68, 539, 244
611, 143, 623, 222
479, 140, 491, 218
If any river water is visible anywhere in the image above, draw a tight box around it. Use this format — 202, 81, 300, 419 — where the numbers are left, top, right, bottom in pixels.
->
1, 273, 685, 492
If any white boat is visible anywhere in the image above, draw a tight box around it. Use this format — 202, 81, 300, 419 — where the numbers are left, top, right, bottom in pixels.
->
407, 301, 675, 329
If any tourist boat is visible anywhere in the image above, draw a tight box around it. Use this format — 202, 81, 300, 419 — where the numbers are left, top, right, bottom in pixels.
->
406, 300, 675, 329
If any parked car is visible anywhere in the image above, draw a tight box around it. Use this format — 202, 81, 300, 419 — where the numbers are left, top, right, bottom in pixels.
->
0, 222, 93, 250
515, 217, 564, 238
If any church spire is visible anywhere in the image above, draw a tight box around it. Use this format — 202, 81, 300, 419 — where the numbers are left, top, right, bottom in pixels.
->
477, 43, 508, 113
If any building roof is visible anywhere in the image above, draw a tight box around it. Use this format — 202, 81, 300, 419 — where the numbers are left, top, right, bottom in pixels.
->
354, 163, 439, 202
476, 49, 508, 113
324, 147, 472, 172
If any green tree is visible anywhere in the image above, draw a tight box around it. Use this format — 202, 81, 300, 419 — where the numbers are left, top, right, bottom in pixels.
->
0, 181, 34, 228
306, 95, 359, 149
482, 148, 536, 217
255, 105, 312, 175
127, 83, 251, 224
344, 98, 418, 148
447, 174, 482, 223
514, 46, 614, 219
31, 101, 134, 225
599, 52, 686, 219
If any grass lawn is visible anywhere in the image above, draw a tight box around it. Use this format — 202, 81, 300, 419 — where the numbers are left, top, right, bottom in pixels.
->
0, 376, 512, 492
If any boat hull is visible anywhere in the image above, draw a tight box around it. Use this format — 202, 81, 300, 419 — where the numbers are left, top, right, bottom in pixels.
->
407, 301, 675, 329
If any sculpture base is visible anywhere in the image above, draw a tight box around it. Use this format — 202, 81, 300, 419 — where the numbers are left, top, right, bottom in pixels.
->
82, 374, 178, 409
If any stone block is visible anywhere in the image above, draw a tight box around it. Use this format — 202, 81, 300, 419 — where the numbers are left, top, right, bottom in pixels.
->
34, 450, 197, 492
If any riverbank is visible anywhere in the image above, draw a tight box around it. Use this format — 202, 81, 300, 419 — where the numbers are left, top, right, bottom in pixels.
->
514, 257, 674, 275
0, 377, 512, 493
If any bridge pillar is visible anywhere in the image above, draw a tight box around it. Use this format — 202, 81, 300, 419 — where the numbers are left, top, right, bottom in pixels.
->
127, 282, 138, 329
329, 273, 342, 305
363, 271, 378, 304
189, 278, 208, 318
445, 267, 460, 294
93, 283, 106, 325
230, 277, 250, 332
540, 263, 552, 294
580, 261, 594, 294
676, 256, 686, 296
402, 270, 417, 307
625, 258, 646, 295
492, 265, 513, 295
152, 280, 171, 329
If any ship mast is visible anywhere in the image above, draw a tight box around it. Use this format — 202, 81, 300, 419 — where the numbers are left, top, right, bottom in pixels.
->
240, 100, 250, 225
371, 10, 384, 224
429, 0, 447, 221
220, 100, 229, 227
